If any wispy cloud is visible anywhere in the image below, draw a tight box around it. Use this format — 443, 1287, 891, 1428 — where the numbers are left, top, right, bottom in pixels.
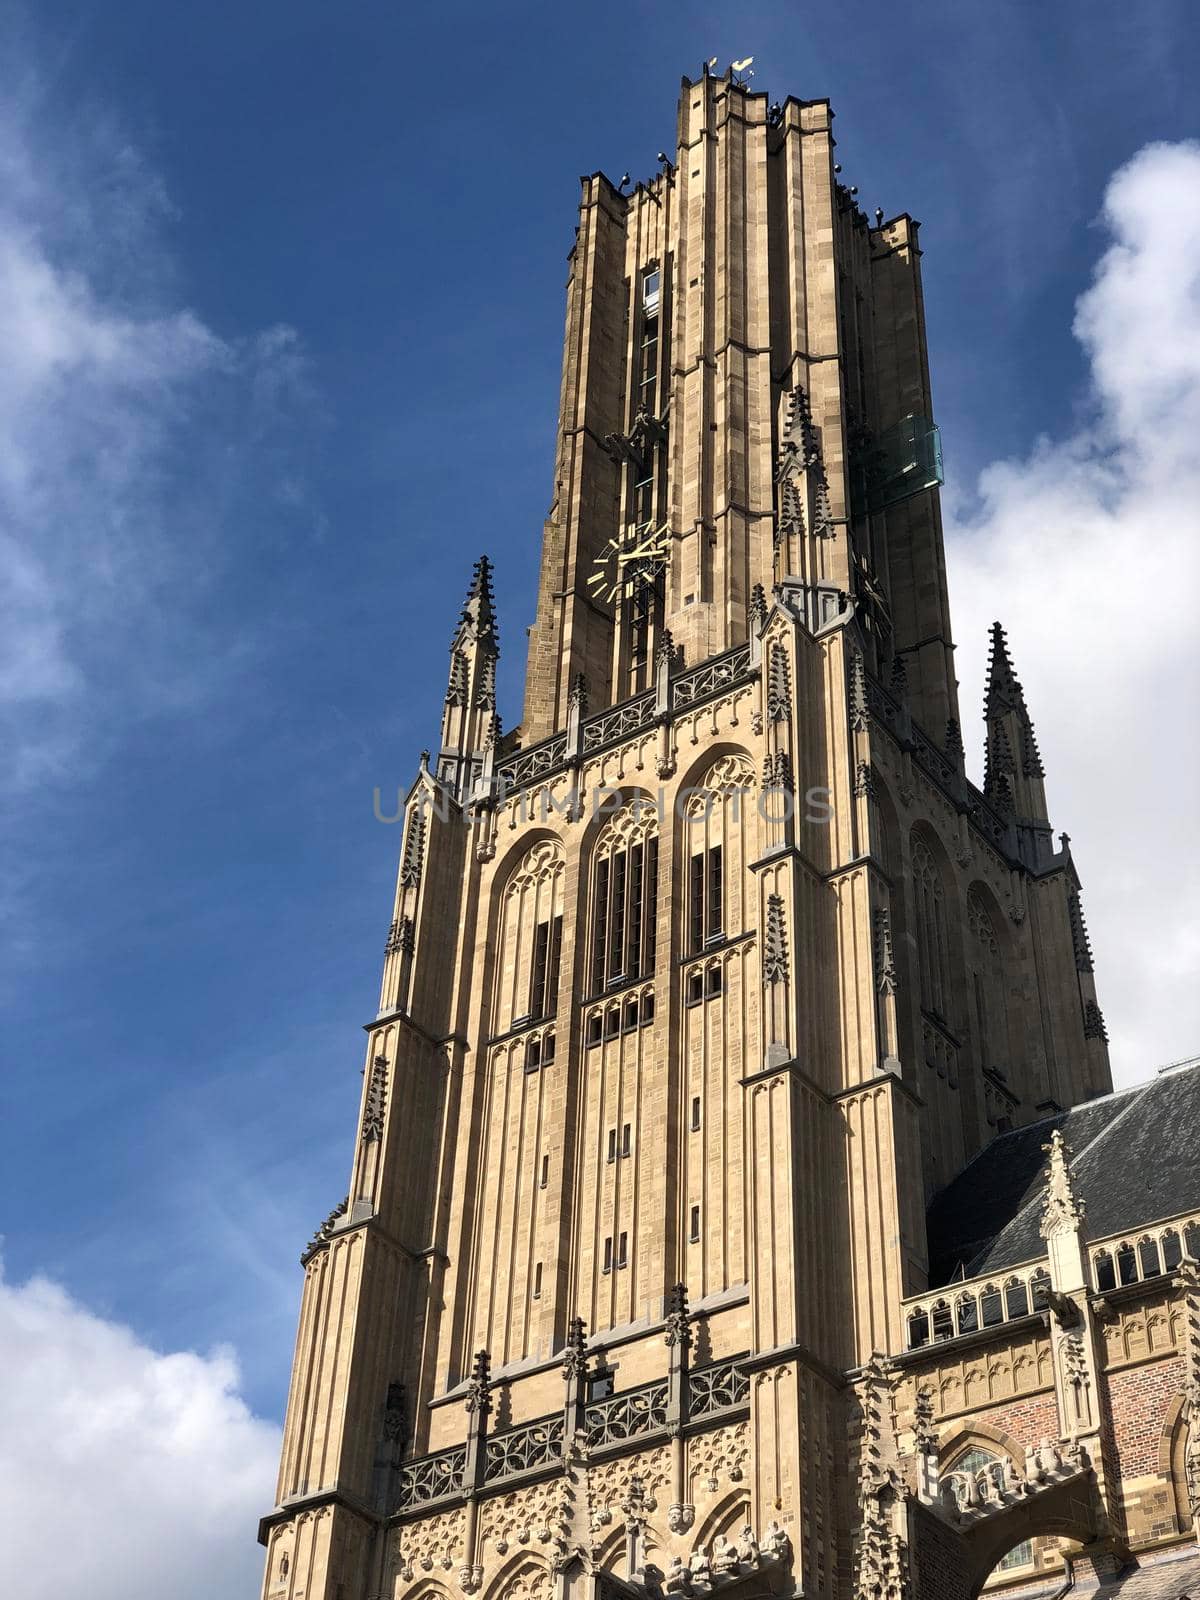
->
0, 68, 317, 796
946, 140, 1200, 1081
0, 1263, 280, 1599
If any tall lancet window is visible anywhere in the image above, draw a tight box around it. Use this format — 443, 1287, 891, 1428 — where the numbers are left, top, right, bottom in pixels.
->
589, 802, 659, 995
494, 840, 565, 1034
911, 833, 951, 1022
968, 888, 1009, 1077
685, 753, 757, 954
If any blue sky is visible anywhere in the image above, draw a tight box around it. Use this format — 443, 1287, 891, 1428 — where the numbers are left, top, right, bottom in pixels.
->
0, 4, 1197, 1593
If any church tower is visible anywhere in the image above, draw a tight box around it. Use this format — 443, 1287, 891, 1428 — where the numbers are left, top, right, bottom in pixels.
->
259, 67, 1112, 1600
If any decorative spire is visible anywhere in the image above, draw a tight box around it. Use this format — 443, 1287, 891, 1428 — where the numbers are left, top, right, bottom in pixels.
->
569, 671, 589, 715
748, 583, 767, 636
656, 627, 676, 668
462, 554, 497, 649
873, 907, 897, 997
1083, 999, 1108, 1043
664, 1282, 692, 1351
849, 648, 869, 732
767, 642, 791, 722
764, 894, 789, 983
984, 621, 1026, 720
1040, 1130, 1085, 1239
889, 652, 908, 698
361, 1054, 388, 1143
562, 1316, 588, 1381
944, 717, 964, 764
465, 1348, 492, 1416
1068, 889, 1094, 974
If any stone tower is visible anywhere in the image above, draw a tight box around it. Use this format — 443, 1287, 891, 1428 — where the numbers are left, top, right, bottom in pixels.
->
259, 67, 1115, 1600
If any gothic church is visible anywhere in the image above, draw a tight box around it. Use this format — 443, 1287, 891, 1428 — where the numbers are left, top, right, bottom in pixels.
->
259, 66, 1200, 1600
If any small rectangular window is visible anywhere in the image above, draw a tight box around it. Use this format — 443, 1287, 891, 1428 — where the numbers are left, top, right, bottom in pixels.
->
603, 1236, 613, 1274
604, 1006, 621, 1040
689, 1206, 700, 1243
706, 964, 723, 998
687, 970, 704, 1006
607, 1128, 617, 1164
640, 991, 655, 1026
621, 1123, 631, 1157
533, 1261, 542, 1299
525, 1036, 541, 1073
617, 1231, 628, 1269
540, 1154, 549, 1189
691, 1096, 701, 1131
542, 1030, 556, 1065
586, 1013, 603, 1048
623, 997, 639, 1033
643, 269, 660, 308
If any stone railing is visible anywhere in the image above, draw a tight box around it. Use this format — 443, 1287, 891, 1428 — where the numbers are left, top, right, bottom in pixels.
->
395, 1443, 467, 1510
491, 642, 758, 798
585, 1377, 669, 1448
671, 645, 753, 711
903, 1262, 1052, 1351
689, 1357, 749, 1419
483, 1414, 564, 1483
1089, 1216, 1200, 1293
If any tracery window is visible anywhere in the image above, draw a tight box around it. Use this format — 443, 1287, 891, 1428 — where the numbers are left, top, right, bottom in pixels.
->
494, 840, 566, 1035
590, 803, 659, 994
684, 754, 756, 956
912, 833, 951, 1020
950, 1449, 1034, 1570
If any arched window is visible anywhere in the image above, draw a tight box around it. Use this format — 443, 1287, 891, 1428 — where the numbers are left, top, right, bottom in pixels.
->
912, 834, 951, 1020
950, 1448, 1034, 1570
590, 802, 660, 994
684, 753, 756, 954
494, 841, 565, 1035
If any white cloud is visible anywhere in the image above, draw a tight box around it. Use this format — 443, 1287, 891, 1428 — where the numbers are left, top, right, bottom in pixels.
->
0, 1264, 280, 1599
0, 70, 315, 794
946, 140, 1200, 1084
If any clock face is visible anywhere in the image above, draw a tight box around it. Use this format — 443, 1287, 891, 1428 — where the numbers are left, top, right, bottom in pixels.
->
587, 521, 671, 606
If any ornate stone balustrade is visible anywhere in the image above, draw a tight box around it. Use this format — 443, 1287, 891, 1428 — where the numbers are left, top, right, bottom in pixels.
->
688, 1357, 749, 1419
483, 1416, 564, 1483
903, 1262, 1053, 1351
671, 645, 753, 711
584, 1378, 669, 1448
395, 1443, 467, 1510
1089, 1217, 1200, 1293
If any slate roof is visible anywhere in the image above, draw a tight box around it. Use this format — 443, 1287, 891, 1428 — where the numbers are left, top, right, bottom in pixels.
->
1016, 1546, 1200, 1598
925, 1060, 1200, 1286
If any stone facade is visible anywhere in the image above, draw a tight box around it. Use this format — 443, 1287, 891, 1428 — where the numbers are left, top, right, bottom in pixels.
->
258, 64, 1197, 1600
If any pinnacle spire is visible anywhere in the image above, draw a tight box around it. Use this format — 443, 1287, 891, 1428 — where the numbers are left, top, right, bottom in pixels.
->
459, 555, 498, 651
984, 620, 1026, 720
982, 621, 1050, 839
438, 556, 502, 800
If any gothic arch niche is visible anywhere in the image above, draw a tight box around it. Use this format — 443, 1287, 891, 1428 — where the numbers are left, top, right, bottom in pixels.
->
966, 882, 1016, 1122
491, 837, 566, 1035
481, 1554, 553, 1600
678, 748, 758, 952
586, 795, 661, 997
945, 1445, 1036, 1579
